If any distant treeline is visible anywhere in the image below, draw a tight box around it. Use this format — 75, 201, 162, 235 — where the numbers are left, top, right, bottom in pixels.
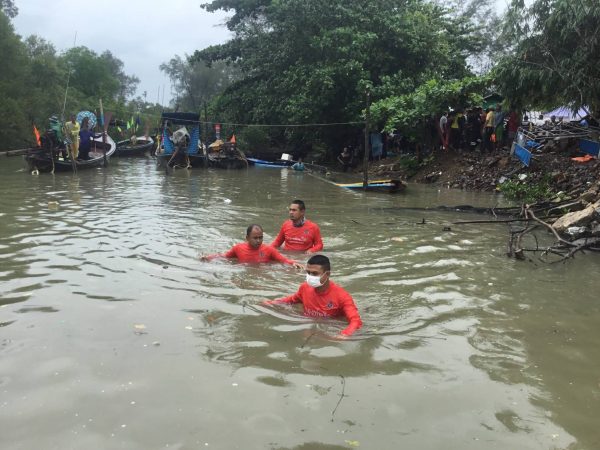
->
2, 0, 598, 155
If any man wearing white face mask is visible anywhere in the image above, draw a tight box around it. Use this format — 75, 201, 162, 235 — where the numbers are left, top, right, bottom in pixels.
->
263, 255, 362, 337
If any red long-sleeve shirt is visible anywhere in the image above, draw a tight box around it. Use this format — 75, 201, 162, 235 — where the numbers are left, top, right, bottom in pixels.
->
206, 242, 296, 264
267, 281, 362, 336
270, 219, 323, 252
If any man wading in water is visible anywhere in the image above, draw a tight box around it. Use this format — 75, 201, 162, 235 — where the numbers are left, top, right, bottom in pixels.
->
271, 200, 323, 254
263, 255, 362, 337
202, 224, 303, 268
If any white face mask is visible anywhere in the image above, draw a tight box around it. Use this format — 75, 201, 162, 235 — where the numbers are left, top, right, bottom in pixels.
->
306, 273, 324, 288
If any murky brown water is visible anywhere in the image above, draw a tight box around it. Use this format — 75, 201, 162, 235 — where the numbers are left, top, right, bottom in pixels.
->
1, 156, 599, 450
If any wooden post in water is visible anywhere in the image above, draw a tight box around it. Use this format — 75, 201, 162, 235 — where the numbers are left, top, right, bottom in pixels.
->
363, 89, 371, 190
204, 101, 209, 156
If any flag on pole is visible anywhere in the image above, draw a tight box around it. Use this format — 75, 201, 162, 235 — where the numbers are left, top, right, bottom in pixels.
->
33, 125, 41, 146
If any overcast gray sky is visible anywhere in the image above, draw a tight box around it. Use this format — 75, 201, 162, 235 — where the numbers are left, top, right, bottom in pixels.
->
12, 0, 509, 106
12, 0, 231, 105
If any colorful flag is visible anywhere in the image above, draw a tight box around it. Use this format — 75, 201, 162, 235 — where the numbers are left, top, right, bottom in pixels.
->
33, 125, 41, 146
230, 134, 236, 144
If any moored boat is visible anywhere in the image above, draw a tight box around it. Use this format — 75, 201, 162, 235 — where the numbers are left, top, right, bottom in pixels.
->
207, 139, 247, 169
247, 157, 294, 168
335, 179, 406, 193
25, 134, 117, 173
156, 112, 205, 169
115, 136, 154, 157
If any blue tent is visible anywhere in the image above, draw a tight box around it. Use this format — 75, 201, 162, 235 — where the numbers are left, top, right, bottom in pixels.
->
543, 106, 587, 120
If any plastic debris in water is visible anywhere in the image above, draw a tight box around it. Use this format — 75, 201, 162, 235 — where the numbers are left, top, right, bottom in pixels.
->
134, 324, 146, 330
48, 201, 59, 209
345, 440, 360, 447
223, 198, 232, 204
566, 226, 586, 236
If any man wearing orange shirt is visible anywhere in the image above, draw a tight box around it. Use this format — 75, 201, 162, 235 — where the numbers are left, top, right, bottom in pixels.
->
203, 224, 303, 268
271, 200, 323, 253
263, 254, 362, 337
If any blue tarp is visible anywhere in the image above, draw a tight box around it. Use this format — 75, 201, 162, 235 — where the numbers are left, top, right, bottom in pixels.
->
187, 126, 200, 155
579, 139, 600, 157
162, 129, 174, 155
514, 143, 532, 166
370, 133, 383, 158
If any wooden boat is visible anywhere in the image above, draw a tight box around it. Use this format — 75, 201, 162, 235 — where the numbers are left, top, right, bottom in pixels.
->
335, 179, 406, 193
247, 157, 294, 168
115, 136, 154, 156
207, 140, 248, 169
155, 112, 204, 169
25, 134, 117, 173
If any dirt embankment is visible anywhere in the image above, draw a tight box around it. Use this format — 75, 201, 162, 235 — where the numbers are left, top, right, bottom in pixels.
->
364, 147, 600, 196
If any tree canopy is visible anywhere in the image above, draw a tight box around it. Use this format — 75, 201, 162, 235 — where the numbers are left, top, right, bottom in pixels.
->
0, 11, 144, 149
193, 0, 491, 152
494, 0, 600, 116
160, 56, 237, 111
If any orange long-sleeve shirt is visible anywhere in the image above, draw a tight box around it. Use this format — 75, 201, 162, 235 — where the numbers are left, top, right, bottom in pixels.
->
206, 242, 295, 264
267, 281, 362, 336
270, 219, 323, 252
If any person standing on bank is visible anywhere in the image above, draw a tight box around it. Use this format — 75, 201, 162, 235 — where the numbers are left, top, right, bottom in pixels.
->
263, 254, 363, 337
271, 200, 323, 254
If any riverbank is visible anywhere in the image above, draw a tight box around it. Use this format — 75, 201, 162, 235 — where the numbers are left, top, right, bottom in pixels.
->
364, 146, 600, 197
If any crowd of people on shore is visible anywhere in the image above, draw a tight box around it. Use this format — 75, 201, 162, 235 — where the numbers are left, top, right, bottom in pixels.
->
439, 105, 520, 153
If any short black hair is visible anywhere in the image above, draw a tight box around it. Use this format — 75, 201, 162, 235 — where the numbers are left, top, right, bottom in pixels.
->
246, 224, 263, 236
291, 199, 306, 211
307, 254, 330, 272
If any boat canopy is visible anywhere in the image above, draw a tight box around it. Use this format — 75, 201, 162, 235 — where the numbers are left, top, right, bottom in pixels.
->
160, 112, 200, 125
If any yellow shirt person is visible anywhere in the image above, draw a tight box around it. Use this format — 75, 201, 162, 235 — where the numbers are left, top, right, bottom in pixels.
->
64, 115, 81, 159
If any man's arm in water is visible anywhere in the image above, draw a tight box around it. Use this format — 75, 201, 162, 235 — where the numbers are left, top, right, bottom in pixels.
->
270, 224, 286, 248
262, 289, 302, 305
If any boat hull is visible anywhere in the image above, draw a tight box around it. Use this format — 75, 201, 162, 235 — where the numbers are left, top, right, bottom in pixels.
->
207, 155, 247, 169
247, 157, 293, 168
25, 135, 117, 173
336, 179, 406, 193
115, 137, 154, 156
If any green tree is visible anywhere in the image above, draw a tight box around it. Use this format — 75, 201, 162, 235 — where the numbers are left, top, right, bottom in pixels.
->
194, 0, 489, 155
160, 56, 237, 111
101, 50, 140, 100
0, 0, 17, 18
0, 11, 29, 146
494, 0, 600, 116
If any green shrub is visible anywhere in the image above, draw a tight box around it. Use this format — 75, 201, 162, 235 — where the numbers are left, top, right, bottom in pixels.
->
499, 177, 553, 203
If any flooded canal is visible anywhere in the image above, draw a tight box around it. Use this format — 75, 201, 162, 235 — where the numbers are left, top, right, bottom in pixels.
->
1, 157, 599, 449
